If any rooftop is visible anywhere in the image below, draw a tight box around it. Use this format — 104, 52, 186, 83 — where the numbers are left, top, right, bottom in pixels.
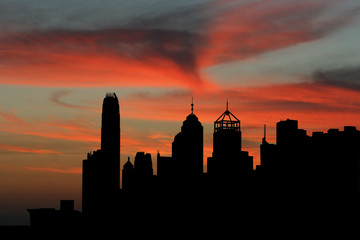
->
214, 101, 240, 132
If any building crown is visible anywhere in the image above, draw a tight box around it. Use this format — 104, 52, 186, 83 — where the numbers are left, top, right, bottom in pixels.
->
214, 101, 240, 132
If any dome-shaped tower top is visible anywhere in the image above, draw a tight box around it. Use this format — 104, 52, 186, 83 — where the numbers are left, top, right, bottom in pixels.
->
183, 98, 202, 128
123, 157, 134, 170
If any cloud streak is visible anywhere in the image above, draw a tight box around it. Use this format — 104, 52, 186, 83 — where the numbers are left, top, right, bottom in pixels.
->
0, 143, 61, 154
24, 166, 82, 174
313, 65, 360, 90
50, 90, 98, 111
0, 0, 357, 90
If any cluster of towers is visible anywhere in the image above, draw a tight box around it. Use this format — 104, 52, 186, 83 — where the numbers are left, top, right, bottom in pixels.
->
28, 92, 360, 231
80, 94, 260, 227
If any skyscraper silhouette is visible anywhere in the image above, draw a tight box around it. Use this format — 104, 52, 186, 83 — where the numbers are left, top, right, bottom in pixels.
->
207, 102, 253, 180
134, 152, 154, 191
172, 99, 203, 179
26, 93, 360, 232
101, 92, 121, 192
82, 93, 120, 220
122, 157, 134, 192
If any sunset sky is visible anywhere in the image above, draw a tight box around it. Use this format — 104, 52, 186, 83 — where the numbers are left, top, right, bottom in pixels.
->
1, 0, 360, 225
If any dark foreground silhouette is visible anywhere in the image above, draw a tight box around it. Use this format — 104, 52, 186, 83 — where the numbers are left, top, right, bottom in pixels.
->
22, 93, 360, 236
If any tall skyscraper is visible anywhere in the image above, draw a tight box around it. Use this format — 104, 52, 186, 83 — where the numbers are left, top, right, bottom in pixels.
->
82, 93, 120, 218
101, 92, 121, 192
172, 99, 203, 179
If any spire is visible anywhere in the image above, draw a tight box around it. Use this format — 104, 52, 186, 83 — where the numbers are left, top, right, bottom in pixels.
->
191, 97, 194, 114
262, 124, 267, 144
214, 100, 240, 132
264, 124, 266, 140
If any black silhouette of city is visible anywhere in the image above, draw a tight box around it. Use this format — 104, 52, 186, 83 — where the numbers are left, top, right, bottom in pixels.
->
13, 92, 360, 234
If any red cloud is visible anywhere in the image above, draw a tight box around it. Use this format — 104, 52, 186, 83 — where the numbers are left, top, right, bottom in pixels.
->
0, 29, 207, 90
0, 1, 350, 90
199, 0, 343, 67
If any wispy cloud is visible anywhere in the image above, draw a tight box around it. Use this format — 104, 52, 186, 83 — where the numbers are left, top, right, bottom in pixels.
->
24, 166, 82, 174
50, 90, 98, 111
313, 65, 360, 91
0, 143, 61, 154
0, 0, 357, 90
0, 109, 28, 125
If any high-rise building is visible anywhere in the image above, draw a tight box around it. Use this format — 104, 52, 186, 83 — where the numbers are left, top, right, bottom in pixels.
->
134, 152, 153, 179
259, 125, 278, 173
82, 93, 120, 217
172, 99, 203, 179
101, 92, 121, 192
207, 102, 253, 180
258, 120, 360, 226
157, 152, 175, 180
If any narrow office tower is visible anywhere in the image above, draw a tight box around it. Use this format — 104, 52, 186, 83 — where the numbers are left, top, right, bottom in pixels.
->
101, 92, 121, 192
83, 93, 120, 217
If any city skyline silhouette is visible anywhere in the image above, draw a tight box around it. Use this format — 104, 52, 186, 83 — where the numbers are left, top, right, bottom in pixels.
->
1, 1, 360, 236
20, 92, 359, 235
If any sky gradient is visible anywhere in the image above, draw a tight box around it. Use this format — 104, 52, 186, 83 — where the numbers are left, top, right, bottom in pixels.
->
1, 0, 360, 225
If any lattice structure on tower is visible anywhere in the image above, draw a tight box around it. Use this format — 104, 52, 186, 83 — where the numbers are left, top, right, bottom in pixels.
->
214, 102, 240, 132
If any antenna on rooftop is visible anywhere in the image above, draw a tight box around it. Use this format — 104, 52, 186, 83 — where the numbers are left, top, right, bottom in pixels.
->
191, 97, 194, 114
264, 124, 267, 140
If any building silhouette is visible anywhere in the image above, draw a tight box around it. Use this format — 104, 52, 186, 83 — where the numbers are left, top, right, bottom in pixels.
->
25, 93, 360, 233
157, 152, 175, 180
172, 99, 203, 180
122, 157, 134, 192
133, 152, 154, 190
27, 200, 81, 229
82, 93, 120, 222
101, 92, 121, 192
258, 119, 360, 227
207, 102, 253, 181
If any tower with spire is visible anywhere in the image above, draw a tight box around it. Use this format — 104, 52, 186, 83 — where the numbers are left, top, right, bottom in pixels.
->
172, 98, 204, 180
258, 124, 277, 176
207, 101, 253, 181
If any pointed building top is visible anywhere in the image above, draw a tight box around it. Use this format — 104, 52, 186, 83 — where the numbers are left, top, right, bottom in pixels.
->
262, 124, 268, 144
263, 124, 266, 140
214, 101, 240, 132
182, 97, 202, 127
123, 156, 134, 170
